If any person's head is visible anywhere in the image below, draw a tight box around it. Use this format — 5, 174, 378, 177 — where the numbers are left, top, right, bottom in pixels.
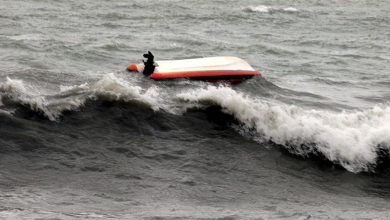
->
144, 51, 153, 58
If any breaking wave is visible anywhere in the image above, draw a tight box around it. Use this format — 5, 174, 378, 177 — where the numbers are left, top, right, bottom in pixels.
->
0, 73, 162, 120
1, 74, 389, 172
177, 86, 390, 173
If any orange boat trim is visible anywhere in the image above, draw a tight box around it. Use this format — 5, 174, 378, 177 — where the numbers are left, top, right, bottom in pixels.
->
150, 70, 261, 80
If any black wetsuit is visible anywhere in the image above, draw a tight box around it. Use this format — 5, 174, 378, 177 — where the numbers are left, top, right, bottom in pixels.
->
143, 51, 155, 76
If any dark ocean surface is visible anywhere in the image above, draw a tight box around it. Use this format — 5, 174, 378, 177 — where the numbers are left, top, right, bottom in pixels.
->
1, 0, 390, 219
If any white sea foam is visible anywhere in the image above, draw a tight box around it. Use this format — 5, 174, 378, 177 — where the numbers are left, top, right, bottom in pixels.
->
245, 5, 271, 13
0, 77, 53, 118
0, 73, 163, 120
177, 85, 390, 172
244, 5, 299, 13
283, 7, 298, 12
0, 77, 28, 96
89, 73, 161, 110
7, 34, 45, 41
51, 73, 164, 117
2, 76, 390, 172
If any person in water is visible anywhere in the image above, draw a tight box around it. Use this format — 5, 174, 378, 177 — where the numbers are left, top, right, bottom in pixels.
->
142, 51, 155, 76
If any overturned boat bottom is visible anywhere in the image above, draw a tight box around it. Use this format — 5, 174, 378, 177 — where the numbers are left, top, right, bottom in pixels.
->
127, 56, 261, 84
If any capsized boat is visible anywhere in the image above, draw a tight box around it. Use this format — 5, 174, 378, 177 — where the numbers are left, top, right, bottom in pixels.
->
127, 56, 261, 83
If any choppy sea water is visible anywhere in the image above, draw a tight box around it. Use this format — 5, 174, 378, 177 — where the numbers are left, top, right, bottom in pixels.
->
1, 0, 390, 219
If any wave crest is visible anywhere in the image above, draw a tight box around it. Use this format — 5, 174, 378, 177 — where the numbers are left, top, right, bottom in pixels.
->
0, 77, 51, 117
177, 86, 390, 172
0, 73, 161, 120
2, 77, 389, 172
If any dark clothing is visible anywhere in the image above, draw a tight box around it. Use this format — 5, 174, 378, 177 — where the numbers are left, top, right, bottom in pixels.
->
143, 51, 155, 76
